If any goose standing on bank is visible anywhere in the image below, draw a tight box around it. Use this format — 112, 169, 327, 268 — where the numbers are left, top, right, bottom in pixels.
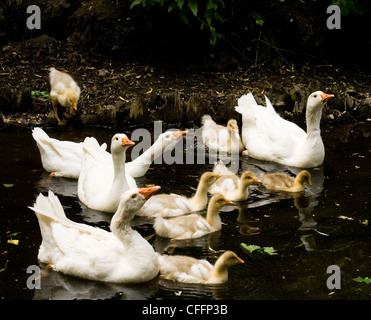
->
49, 67, 81, 126
29, 187, 161, 283
32, 128, 186, 179
201, 115, 244, 154
78, 133, 137, 213
235, 91, 334, 168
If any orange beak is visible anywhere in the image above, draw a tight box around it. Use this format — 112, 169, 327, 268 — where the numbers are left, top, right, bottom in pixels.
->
122, 137, 135, 146
213, 173, 221, 179
237, 257, 245, 264
253, 176, 261, 184
172, 130, 187, 139
72, 103, 77, 110
320, 93, 334, 102
138, 186, 161, 199
225, 198, 233, 205
232, 125, 239, 132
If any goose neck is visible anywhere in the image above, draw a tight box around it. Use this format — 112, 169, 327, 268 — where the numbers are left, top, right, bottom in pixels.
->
209, 260, 228, 283
189, 180, 209, 209
305, 106, 322, 138
206, 203, 222, 229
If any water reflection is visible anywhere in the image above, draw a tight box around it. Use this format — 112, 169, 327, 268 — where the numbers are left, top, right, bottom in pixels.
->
33, 264, 159, 300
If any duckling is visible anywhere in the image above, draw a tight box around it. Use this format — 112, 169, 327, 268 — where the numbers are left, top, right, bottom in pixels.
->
49, 67, 81, 125
201, 115, 244, 154
209, 162, 261, 201
260, 170, 312, 193
137, 172, 220, 218
153, 193, 232, 240
159, 251, 244, 284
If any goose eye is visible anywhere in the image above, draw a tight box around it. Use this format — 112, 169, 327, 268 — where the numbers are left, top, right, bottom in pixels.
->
165, 134, 170, 138
115, 137, 119, 141
131, 194, 137, 199
313, 94, 317, 98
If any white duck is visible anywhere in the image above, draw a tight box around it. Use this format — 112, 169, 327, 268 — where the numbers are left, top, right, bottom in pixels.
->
201, 115, 244, 154
29, 187, 160, 283
49, 67, 81, 126
77, 133, 137, 213
209, 161, 261, 201
260, 170, 312, 193
235, 91, 334, 168
32, 128, 186, 179
153, 193, 232, 240
159, 251, 244, 284
137, 171, 220, 218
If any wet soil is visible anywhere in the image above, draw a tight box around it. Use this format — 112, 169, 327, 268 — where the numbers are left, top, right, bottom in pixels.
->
1, 37, 371, 129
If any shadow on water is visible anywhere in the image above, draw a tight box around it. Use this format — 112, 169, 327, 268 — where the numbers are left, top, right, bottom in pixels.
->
0, 122, 370, 300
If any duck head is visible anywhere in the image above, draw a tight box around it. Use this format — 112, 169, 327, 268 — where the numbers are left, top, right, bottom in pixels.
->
110, 133, 135, 154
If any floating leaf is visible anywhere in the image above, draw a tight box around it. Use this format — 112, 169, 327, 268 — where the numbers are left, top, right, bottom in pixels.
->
0, 260, 9, 272
353, 276, 371, 284
7, 239, 19, 245
361, 219, 368, 226
6, 232, 21, 237
3, 183, 14, 188
240, 243, 277, 257
338, 215, 354, 221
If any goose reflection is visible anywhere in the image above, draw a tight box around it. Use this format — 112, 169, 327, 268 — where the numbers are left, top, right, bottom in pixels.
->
32, 263, 159, 300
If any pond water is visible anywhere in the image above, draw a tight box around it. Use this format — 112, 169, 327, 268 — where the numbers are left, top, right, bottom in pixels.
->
0, 122, 370, 300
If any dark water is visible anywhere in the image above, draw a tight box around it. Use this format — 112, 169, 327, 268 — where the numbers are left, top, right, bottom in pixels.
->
0, 123, 370, 300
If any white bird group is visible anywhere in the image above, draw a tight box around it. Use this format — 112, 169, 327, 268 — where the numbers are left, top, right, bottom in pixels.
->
30, 85, 333, 286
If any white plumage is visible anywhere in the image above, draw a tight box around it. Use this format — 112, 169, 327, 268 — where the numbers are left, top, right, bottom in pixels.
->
235, 91, 334, 168
29, 189, 160, 283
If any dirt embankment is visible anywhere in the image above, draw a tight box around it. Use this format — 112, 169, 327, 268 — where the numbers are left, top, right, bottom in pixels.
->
0, 1, 370, 129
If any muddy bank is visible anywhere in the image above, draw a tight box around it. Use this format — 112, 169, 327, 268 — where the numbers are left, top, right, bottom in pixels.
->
0, 37, 371, 129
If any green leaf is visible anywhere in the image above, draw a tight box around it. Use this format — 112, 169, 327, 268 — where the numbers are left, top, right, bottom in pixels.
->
31, 90, 50, 99
168, 2, 178, 12
130, 0, 143, 9
353, 276, 371, 284
240, 243, 277, 256
188, 0, 198, 16
6, 232, 22, 237
176, 0, 184, 9
240, 243, 261, 254
3, 183, 14, 188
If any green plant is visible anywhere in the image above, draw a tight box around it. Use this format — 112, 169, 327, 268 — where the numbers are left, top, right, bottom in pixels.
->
129, 0, 226, 45
31, 90, 50, 99
332, 0, 369, 15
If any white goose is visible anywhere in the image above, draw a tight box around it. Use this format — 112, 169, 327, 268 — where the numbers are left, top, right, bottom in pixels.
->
32, 128, 186, 179
235, 91, 334, 168
201, 115, 244, 154
77, 133, 137, 213
159, 251, 244, 284
29, 188, 160, 283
